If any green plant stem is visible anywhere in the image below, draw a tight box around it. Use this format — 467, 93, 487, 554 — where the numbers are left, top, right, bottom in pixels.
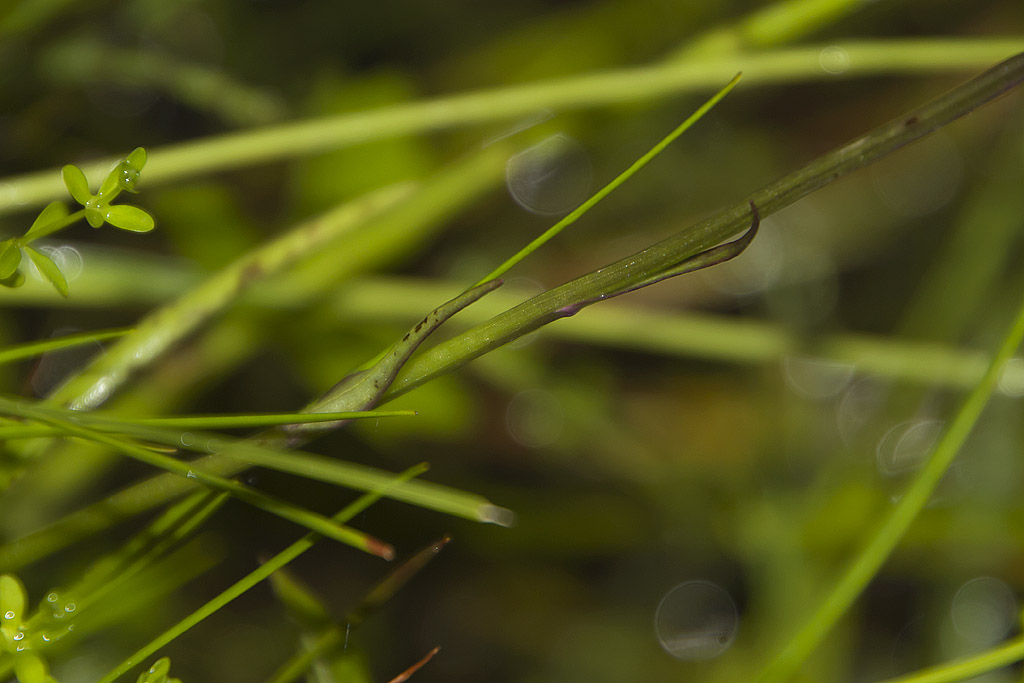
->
475, 72, 741, 285
758, 282, 1024, 681
872, 635, 1024, 683
0, 327, 131, 364
93, 464, 427, 683
22, 208, 83, 241
380, 51, 1024, 401
67, 409, 416, 430
1, 38, 1020, 216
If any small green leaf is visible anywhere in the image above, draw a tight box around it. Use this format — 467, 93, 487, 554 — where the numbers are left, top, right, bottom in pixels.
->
136, 657, 172, 683
0, 240, 21, 279
98, 164, 122, 198
25, 202, 70, 239
1, 269, 26, 289
24, 246, 69, 298
105, 205, 155, 232
61, 165, 92, 206
14, 652, 49, 683
1, 573, 27, 639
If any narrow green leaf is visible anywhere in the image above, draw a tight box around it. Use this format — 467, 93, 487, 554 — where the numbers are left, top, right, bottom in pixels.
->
25, 201, 70, 239
61, 164, 92, 205
104, 205, 155, 232
101, 409, 416, 430
0, 239, 21, 279
23, 245, 69, 297
220, 439, 516, 526
0, 328, 132, 365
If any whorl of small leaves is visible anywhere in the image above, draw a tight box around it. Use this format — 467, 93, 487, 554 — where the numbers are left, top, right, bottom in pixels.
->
1, 147, 154, 297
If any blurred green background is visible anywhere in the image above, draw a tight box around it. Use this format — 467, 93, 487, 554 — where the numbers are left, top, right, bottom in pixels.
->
2, 1, 1024, 682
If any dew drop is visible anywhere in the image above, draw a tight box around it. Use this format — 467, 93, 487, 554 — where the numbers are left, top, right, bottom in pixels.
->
506, 389, 564, 448
783, 356, 855, 400
3, 610, 14, 620
505, 134, 592, 215
951, 577, 1017, 645
876, 420, 944, 476
39, 245, 84, 281
998, 358, 1024, 397
819, 46, 850, 74
186, 470, 197, 479
655, 580, 738, 661
179, 432, 195, 448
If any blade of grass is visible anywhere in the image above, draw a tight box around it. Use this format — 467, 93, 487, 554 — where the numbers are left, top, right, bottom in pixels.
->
94, 464, 428, 683
88, 409, 416, 430
0, 416, 512, 571
0, 328, 132, 365
0, 397, 511, 527
2, 39, 1021, 216
1, 401, 393, 559
0, 408, 415, 440
474, 72, 741, 285
758, 278, 1024, 682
